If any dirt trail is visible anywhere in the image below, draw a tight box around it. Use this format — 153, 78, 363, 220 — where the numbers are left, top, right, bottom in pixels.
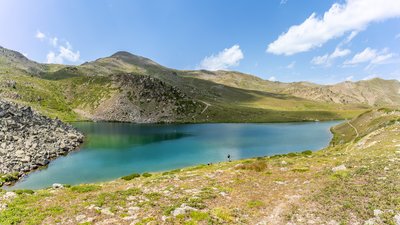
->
199, 100, 211, 114
347, 120, 359, 139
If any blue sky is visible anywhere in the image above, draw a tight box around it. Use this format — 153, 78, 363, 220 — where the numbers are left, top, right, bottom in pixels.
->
0, 0, 399, 83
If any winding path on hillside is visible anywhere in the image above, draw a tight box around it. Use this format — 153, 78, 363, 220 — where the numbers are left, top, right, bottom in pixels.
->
199, 100, 211, 114
345, 119, 360, 153
347, 120, 359, 138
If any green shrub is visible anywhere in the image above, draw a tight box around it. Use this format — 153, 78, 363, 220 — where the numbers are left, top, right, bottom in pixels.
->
70, 184, 100, 193
301, 150, 313, 155
286, 152, 298, 157
190, 211, 210, 221
247, 200, 264, 208
142, 172, 152, 178
292, 167, 310, 172
1, 173, 19, 183
162, 169, 181, 176
14, 189, 34, 195
121, 173, 140, 181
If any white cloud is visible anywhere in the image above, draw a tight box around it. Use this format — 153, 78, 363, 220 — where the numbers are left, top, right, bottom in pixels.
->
345, 75, 354, 81
35, 30, 46, 40
280, 0, 288, 5
199, 45, 244, 71
46, 51, 62, 64
59, 45, 80, 62
311, 54, 329, 66
22, 53, 28, 57
345, 47, 395, 66
344, 31, 358, 44
287, 61, 295, 69
35, 31, 80, 64
268, 76, 276, 81
331, 48, 351, 58
46, 44, 80, 64
267, 0, 400, 55
311, 47, 351, 66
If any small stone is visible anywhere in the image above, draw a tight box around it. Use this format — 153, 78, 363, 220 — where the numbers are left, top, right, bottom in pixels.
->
52, 183, 64, 189
101, 208, 115, 216
75, 214, 86, 222
172, 204, 197, 216
274, 181, 287, 185
364, 218, 376, 225
332, 164, 347, 172
3, 192, 17, 200
393, 214, 400, 225
373, 209, 383, 217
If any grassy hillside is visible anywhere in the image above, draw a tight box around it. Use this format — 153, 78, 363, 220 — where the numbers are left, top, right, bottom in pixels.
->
0, 72, 365, 123
3, 46, 398, 123
1, 109, 399, 224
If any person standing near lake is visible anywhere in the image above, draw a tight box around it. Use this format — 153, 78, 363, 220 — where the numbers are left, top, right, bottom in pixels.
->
227, 154, 231, 162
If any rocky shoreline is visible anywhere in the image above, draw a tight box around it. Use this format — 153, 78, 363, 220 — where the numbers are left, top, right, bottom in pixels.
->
0, 99, 84, 187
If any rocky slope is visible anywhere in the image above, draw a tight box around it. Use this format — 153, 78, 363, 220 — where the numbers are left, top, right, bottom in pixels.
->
0, 99, 83, 186
81, 73, 204, 123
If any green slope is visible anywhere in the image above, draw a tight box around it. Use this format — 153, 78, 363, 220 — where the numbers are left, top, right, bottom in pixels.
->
0, 46, 390, 123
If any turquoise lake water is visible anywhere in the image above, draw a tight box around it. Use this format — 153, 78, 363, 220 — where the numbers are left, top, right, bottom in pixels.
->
10, 121, 340, 189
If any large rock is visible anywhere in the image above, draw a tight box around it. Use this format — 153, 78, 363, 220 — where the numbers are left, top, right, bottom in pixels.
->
0, 99, 84, 182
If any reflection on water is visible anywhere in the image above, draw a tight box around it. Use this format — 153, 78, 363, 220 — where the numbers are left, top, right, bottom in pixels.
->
84, 133, 190, 149
10, 121, 341, 190
75, 122, 191, 149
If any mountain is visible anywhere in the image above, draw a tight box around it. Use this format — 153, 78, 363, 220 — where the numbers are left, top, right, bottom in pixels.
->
284, 78, 400, 106
0, 46, 398, 123
0, 46, 45, 75
182, 69, 400, 107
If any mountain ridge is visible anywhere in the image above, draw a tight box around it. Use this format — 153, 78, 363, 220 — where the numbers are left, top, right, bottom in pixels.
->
0, 45, 398, 123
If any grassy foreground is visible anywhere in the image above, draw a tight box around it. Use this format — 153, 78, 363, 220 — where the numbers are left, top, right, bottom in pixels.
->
0, 108, 399, 224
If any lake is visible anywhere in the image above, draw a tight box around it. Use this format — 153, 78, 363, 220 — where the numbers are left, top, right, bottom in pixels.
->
10, 121, 340, 189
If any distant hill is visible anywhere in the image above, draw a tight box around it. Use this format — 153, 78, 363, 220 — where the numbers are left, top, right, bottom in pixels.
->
182, 70, 400, 107
0, 46, 398, 123
284, 78, 400, 106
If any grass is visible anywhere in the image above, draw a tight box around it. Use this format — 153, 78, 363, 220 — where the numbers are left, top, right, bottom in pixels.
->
0, 173, 19, 183
235, 160, 268, 172
247, 200, 265, 208
70, 184, 101, 193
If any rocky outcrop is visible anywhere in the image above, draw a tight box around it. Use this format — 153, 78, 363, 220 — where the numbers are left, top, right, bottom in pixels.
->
80, 74, 204, 123
0, 99, 83, 185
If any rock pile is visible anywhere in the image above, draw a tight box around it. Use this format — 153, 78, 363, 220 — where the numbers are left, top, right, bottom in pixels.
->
0, 99, 83, 184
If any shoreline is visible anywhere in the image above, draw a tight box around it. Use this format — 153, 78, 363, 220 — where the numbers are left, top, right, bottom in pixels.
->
4, 120, 340, 190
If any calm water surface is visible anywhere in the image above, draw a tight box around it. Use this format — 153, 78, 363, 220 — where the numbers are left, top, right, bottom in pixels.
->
10, 121, 340, 189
